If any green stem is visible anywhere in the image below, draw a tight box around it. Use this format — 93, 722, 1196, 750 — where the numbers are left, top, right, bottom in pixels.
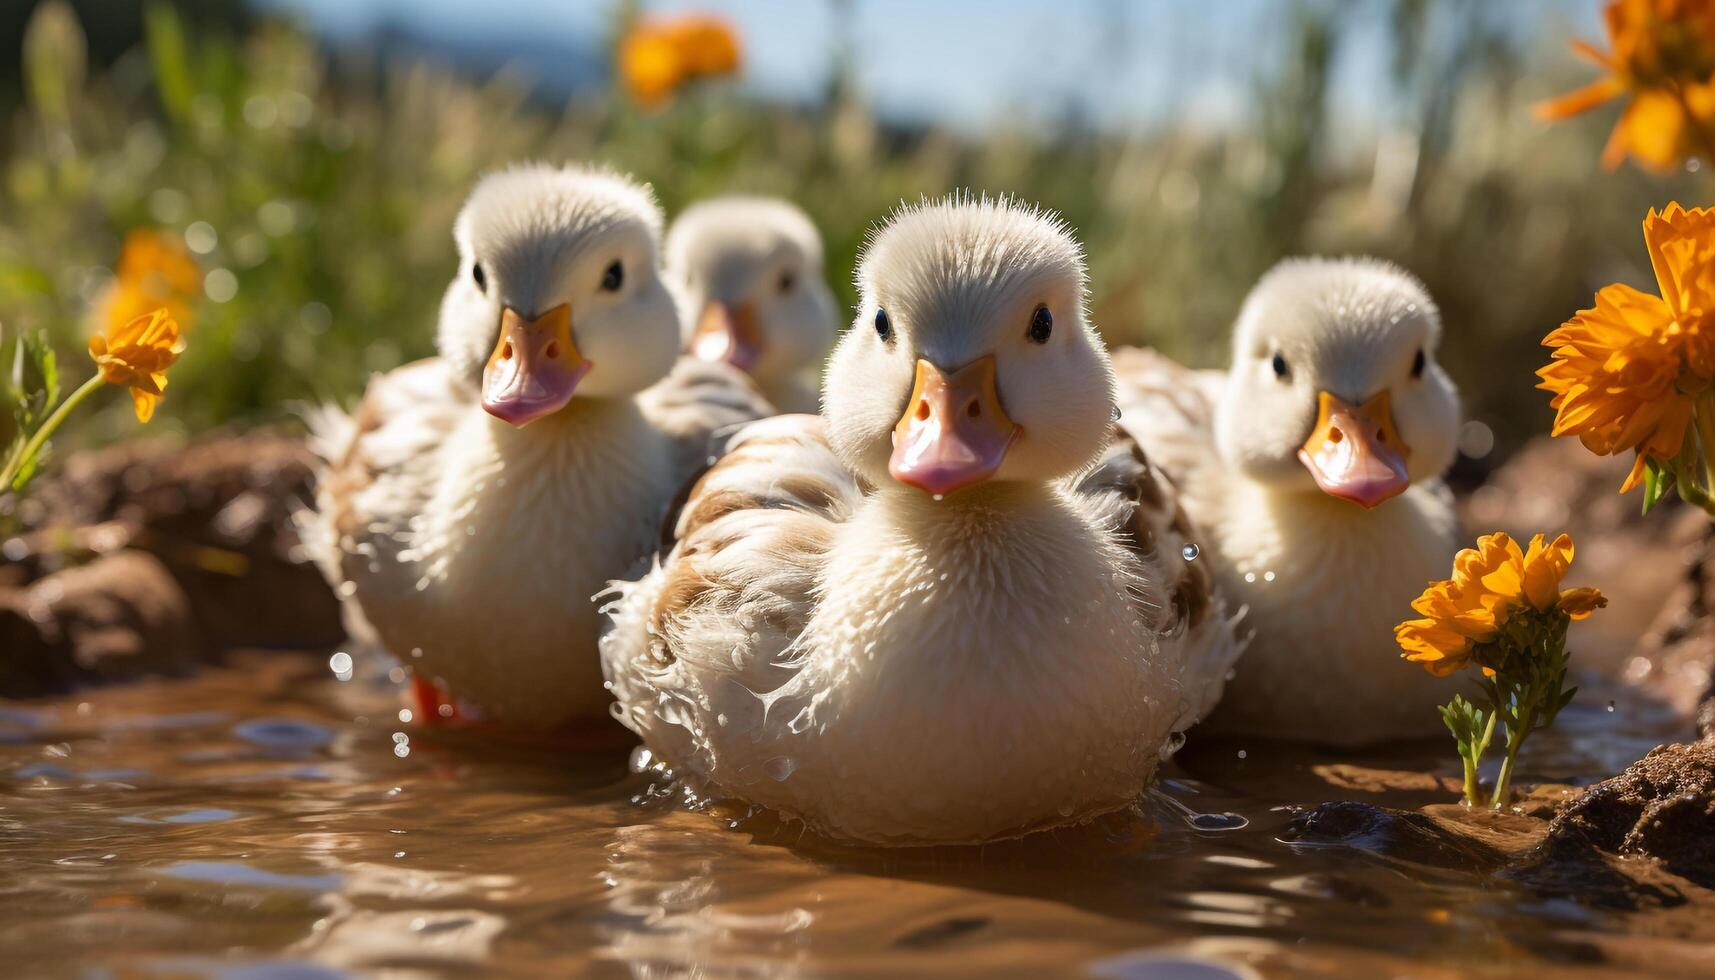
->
1695, 388, 1715, 491
1672, 454, 1715, 518
1461, 709, 1499, 806
1491, 700, 1537, 809
0, 373, 105, 491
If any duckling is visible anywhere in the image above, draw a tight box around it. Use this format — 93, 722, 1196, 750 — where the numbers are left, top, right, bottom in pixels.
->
665, 196, 840, 413
1112, 257, 1461, 746
310, 164, 769, 728
602, 195, 1241, 846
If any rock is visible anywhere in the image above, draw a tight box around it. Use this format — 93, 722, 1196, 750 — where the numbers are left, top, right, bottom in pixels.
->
1279, 801, 1507, 871
1539, 740, 1715, 890
12, 430, 342, 652
0, 550, 200, 698
0, 592, 76, 696
1504, 824, 1689, 911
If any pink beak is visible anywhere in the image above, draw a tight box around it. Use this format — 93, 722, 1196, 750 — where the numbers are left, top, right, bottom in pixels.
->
1297, 389, 1411, 509
689, 300, 764, 375
889, 355, 1020, 497
481, 304, 591, 427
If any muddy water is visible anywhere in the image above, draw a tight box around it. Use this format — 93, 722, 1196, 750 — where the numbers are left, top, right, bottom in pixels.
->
0, 652, 1705, 979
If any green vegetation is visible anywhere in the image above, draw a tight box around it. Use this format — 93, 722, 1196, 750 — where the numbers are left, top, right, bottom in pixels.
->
0, 0, 1701, 467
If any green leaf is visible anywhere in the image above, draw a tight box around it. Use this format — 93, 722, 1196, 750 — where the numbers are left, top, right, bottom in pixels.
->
1642, 456, 1666, 514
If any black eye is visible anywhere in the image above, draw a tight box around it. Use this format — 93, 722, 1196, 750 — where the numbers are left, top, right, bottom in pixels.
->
779, 270, 796, 294
472, 262, 486, 293
1027, 305, 1053, 344
601, 260, 624, 292
874, 307, 892, 342
1271, 351, 1290, 380
1411, 348, 1426, 378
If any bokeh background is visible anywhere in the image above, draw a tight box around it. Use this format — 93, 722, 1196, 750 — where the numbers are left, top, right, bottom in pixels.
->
0, 0, 1703, 476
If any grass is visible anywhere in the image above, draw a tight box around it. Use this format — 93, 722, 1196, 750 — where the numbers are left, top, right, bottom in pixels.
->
0, 0, 1703, 469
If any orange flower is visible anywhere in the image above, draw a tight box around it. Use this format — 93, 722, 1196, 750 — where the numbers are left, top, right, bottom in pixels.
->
88, 308, 185, 422
89, 229, 201, 336
1533, 0, 1715, 171
618, 14, 741, 109
1396, 532, 1606, 677
1538, 203, 1715, 491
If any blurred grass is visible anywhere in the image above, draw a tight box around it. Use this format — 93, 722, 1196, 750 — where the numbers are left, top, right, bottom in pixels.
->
0, 0, 1705, 470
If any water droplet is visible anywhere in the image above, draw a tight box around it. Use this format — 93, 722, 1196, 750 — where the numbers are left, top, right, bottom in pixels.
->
628, 746, 655, 773
1110, 405, 1122, 423
1262, 571, 1275, 583
327, 651, 353, 680
1188, 811, 1250, 832
931, 494, 944, 502
1181, 543, 1199, 561
1236, 749, 1247, 760
1606, 700, 1616, 713
1244, 572, 1256, 584
398, 708, 413, 724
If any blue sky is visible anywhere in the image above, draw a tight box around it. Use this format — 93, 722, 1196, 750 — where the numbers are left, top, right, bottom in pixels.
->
255, 0, 1598, 132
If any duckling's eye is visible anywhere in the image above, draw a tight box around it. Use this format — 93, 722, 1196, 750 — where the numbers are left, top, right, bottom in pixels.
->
1411, 348, 1426, 379
472, 262, 487, 293
779, 270, 796, 294
874, 307, 892, 343
1027, 305, 1053, 344
601, 260, 624, 292
1271, 351, 1290, 381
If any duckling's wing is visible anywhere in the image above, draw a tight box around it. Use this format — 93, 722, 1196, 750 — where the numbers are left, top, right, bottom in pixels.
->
1073, 433, 1244, 731
637, 357, 776, 481
305, 358, 467, 618
601, 414, 861, 771
1109, 346, 1225, 491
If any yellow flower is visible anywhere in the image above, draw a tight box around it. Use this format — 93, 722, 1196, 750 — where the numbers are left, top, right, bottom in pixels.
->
89, 229, 201, 337
1534, 0, 1715, 171
1396, 532, 1606, 677
88, 307, 185, 422
618, 15, 741, 109
1538, 203, 1715, 492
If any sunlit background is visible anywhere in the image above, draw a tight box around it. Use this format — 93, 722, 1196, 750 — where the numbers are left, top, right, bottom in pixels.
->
0, 0, 1700, 472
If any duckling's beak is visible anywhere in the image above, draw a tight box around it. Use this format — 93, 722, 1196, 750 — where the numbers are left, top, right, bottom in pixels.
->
482, 304, 591, 427
1297, 389, 1410, 508
889, 355, 1020, 497
690, 300, 764, 374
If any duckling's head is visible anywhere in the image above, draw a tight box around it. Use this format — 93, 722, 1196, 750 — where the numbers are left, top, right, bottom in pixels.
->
824, 194, 1115, 497
437, 164, 680, 426
1216, 257, 1460, 508
665, 196, 839, 384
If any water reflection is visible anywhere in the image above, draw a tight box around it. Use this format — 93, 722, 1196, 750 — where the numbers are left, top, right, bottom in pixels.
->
0, 653, 1698, 976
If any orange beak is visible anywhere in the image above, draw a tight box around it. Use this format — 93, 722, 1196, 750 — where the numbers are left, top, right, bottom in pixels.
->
481, 304, 590, 427
1297, 389, 1411, 509
889, 355, 1020, 497
689, 300, 764, 374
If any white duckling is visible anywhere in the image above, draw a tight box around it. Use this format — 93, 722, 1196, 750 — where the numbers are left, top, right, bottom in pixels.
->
665, 196, 840, 413
602, 195, 1241, 846
310, 164, 769, 728
1112, 257, 1461, 746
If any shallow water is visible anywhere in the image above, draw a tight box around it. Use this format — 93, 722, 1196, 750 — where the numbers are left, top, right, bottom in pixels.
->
0, 652, 1705, 978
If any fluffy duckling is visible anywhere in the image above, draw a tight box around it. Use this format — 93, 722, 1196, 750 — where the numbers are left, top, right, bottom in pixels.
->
311, 164, 769, 728
1113, 257, 1461, 746
602, 196, 1241, 846
665, 196, 839, 413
